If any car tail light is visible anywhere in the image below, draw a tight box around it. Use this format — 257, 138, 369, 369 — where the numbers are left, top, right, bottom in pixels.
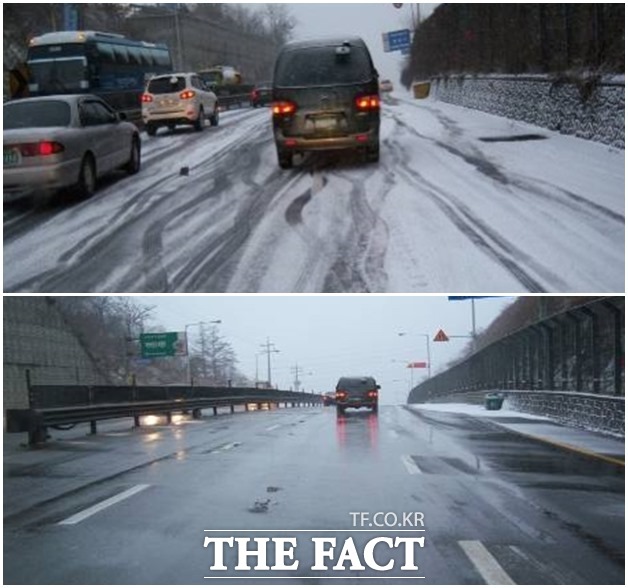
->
355, 94, 380, 111
141, 93, 153, 103
336, 390, 348, 400
272, 101, 297, 116
367, 390, 379, 399
17, 141, 65, 157
251, 90, 259, 99
180, 90, 196, 100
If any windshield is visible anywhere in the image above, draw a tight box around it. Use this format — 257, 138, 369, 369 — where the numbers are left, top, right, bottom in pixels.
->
275, 45, 373, 87
4, 100, 71, 129
28, 58, 87, 94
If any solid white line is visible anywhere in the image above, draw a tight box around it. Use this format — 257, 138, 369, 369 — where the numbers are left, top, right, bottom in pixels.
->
203, 529, 427, 532
58, 484, 150, 526
401, 454, 421, 475
459, 540, 516, 585
265, 424, 281, 432
203, 577, 426, 580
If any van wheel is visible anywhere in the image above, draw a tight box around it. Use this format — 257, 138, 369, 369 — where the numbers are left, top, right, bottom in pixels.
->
194, 108, 204, 132
146, 124, 157, 137
365, 144, 380, 163
278, 149, 293, 170
76, 155, 96, 199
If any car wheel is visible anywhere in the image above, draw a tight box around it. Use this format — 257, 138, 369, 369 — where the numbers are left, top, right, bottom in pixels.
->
277, 149, 293, 170
76, 155, 96, 199
210, 107, 219, 127
146, 124, 157, 137
124, 137, 141, 175
194, 107, 204, 132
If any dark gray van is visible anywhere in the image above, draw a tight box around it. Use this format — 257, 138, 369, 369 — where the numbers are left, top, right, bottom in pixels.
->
335, 376, 380, 416
272, 37, 381, 169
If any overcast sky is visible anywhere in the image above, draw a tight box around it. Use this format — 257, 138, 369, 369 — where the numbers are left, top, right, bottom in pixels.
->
282, 2, 440, 83
138, 296, 513, 405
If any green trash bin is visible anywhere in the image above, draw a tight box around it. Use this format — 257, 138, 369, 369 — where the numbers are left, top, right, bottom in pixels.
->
485, 393, 505, 411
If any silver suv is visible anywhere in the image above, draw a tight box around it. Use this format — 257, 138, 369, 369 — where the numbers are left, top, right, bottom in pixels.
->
142, 73, 219, 136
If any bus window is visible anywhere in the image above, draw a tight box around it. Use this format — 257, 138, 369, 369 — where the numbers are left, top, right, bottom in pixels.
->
28, 57, 88, 94
113, 44, 129, 65
97, 42, 115, 64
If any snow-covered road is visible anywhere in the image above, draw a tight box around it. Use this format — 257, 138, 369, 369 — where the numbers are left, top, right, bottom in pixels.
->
4, 95, 624, 293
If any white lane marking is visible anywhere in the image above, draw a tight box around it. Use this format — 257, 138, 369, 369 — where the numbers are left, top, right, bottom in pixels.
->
210, 441, 241, 454
401, 454, 421, 475
265, 424, 281, 432
459, 540, 516, 585
58, 484, 150, 526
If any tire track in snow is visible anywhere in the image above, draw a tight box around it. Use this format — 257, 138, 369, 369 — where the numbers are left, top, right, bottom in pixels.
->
6, 115, 272, 292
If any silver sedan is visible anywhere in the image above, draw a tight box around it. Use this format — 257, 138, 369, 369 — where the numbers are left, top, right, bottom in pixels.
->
3, 94, 141, 204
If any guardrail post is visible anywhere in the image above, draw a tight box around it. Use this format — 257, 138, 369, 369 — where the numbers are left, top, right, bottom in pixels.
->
166, 412, 172, 424
213, 407, 218, 416
134, 415, 140, 427
193, 408, 202, 419
230, 405, 235, 413
90, 420, 97, 435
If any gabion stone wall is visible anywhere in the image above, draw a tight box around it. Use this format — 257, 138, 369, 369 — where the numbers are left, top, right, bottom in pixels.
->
505, 390, 625, 437
431, 74, 625, 149
3, 298, 105, 411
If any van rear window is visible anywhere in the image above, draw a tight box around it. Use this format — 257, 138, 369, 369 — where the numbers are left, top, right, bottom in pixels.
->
275, 46, 373, 87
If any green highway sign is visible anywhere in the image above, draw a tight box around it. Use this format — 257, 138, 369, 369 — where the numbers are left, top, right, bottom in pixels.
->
140, 332, 186, 358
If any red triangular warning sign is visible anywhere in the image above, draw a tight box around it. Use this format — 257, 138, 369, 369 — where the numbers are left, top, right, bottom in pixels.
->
434, 329, 450, 342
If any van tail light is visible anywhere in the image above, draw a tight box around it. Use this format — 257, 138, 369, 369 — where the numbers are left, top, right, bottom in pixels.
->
180, 90, 196, 100
272, 101, 297, 116
336, 390, 348, 400
141, 93, 153, 103
367, 390, 379, 399
17, 141, 65, 157
355, 94, 380, 112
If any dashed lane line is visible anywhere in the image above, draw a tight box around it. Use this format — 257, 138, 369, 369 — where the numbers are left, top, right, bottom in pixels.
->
58, 484, 151, 526
459, 540, 515, 585
401, 454, 421, 475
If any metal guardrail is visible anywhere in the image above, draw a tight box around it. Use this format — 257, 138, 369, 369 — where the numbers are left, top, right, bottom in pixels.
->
6, 380, 322, 446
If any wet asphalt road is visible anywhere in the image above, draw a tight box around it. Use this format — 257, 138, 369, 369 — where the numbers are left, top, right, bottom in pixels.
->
3, 406, 624, 584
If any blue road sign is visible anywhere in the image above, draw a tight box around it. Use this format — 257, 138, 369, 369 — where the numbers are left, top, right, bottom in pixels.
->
383, 29, 412, 53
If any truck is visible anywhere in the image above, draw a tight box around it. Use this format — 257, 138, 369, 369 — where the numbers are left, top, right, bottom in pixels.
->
199, 66, 253, 110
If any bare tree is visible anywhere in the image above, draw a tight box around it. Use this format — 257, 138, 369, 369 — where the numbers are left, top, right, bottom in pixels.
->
263, 4, 297, 46
191, 324, 237, 386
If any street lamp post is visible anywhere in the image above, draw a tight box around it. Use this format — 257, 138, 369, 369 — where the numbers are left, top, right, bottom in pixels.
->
398, 333, 432, 379
185, 319, 221, 386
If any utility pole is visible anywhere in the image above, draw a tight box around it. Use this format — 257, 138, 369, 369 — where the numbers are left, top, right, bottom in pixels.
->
291, 364, 302, 392
260, 338, 280, 388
